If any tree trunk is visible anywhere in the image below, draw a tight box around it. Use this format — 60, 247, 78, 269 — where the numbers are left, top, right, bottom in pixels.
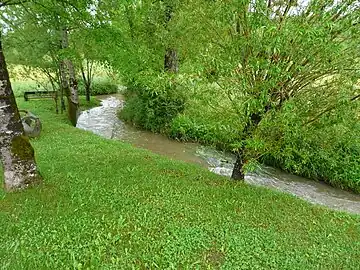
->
164, 48, 179, 73
80, 63, 91, 102
231, 150, 246, 180
85, 84, 90, 102
56, 66, 65, 114
231, 113, 263, 180
59, 60, 68, 113
67, 60, 79, 126
60, 95, 66, 113
0, 39, 42, 191
54, 92, 59, 114
163, 3, 179, 73
48, 74, 59, 114
60, 28, 79, 126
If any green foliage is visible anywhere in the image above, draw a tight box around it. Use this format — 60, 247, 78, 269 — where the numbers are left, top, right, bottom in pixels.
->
120, 73, 187, 133
78, 77, 119, 96
170, 0, 360, 183
0, 98, 359, 268
169, 115, 242, 151
177, 1, 360, 134
166, 78, 245, 149
252, 91, 360, 193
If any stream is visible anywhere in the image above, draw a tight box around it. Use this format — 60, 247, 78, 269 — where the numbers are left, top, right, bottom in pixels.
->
77, 96, 360, 215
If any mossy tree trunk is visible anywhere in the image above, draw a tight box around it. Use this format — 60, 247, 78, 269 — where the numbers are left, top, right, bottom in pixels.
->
60, 28, 79, 126
0, 39, 42, 191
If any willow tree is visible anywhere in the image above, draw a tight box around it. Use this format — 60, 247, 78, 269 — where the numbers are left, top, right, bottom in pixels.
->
0, 36, 42, 191
181, 0, 360, 179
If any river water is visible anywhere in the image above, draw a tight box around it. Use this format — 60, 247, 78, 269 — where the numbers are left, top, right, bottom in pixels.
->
77, 96, 360, 215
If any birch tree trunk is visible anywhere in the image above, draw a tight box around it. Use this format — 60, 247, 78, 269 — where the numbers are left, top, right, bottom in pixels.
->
0, 39, 42, 191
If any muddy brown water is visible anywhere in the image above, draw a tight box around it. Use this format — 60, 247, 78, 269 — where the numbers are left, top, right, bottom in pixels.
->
77, 96, 360, 215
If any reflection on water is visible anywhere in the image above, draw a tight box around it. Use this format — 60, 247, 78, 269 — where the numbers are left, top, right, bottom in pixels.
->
77, 96, 360, 214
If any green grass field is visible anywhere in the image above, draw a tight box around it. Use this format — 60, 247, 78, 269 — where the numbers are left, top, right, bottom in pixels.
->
0, 97, 359, 269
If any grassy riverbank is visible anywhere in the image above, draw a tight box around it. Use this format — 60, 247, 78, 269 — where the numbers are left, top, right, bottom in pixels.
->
0, 98, 359, 269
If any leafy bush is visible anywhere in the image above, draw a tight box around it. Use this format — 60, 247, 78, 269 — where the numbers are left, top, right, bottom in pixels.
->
250, 96, 360, 193
78, 77, 119, 96
119, 74, 187, 133
169, 115, 242, 151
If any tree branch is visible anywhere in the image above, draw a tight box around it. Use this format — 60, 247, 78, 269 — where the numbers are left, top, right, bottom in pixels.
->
0, 0, 29, 8
305, 93, 360, 125
279, 0, 294, 24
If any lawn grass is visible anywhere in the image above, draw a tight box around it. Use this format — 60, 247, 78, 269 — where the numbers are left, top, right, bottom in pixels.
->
0, 98, 359, 269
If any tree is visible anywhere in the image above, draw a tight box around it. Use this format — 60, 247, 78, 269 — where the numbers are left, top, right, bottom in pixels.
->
0, 36, 42, 191
2, 17, 63, 113
2, 0, 95, 125
59, 27, 79, 126
79, 58, 94, 102
179, 0, 360, 180
229, 1, 360, 179
71, 26, 102, 103
0, 0, 94, 190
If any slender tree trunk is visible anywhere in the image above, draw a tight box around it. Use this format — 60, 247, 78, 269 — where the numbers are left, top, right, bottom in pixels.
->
231, 113, 262, 180
57, 66, 65, 113
85, 84, 90, 102
60, 60, 69, 112
80, 63, 91, 102
60, 28, 79, 126
60, 92, 66, 113
164, 48, 179, 73
231, 148, 246, 180
67, 60, 79, 126
47, 74, 59, 114
163, 3, 179, 73
0, 39, 42, 191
